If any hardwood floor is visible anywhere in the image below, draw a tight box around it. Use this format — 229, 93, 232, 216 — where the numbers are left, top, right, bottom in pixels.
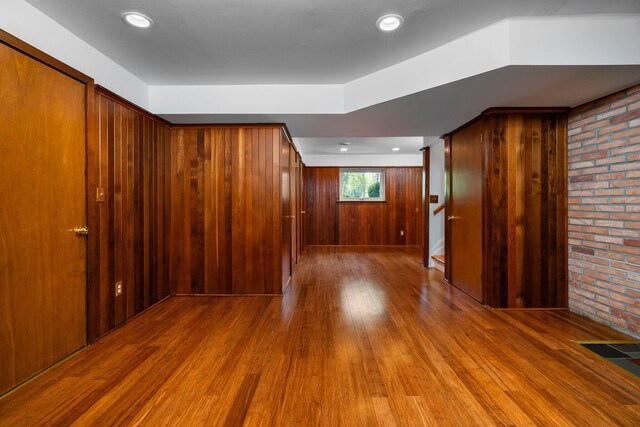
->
1, 246, 639, 425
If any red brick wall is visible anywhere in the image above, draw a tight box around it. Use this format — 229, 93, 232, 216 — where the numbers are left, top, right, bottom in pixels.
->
568, 84, 640, 337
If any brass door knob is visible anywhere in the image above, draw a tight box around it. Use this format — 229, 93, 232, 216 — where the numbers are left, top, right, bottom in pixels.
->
447, 216, 459, 221
73, 226, 89, 236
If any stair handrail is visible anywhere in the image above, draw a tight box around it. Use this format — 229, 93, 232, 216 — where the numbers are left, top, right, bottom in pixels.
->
433, 203, 445, 216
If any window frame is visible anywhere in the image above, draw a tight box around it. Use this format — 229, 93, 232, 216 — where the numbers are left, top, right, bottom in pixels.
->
339, 168, 386, 202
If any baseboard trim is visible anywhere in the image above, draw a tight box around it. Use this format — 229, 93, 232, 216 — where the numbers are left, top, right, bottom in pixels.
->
0, 346, 86, 400
305, 245, 422, 248
489, 307, 569, 311
92, 294, 172, 343
173, 293, 283, 297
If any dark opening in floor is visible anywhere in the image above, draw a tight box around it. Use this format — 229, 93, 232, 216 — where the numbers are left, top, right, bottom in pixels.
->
580, 342, 640, 377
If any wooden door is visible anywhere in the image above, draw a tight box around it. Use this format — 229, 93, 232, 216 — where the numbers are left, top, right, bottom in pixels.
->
0, 42, 87, 394
281, 133, 292, 290
449, 120, 483, 302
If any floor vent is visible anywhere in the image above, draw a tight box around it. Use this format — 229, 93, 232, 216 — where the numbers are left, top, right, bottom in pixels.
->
575, 341, 640, 377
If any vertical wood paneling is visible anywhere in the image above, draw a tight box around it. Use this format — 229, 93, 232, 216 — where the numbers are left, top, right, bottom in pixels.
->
304, 167, 423, 246
281, 131, 292, 288
556, 117, 568, 307
298, 157, 305, 256
499, 114, 510, 307
169, 126, 287, 295
274, 129, 284, 291
304, 168, 340, 245
290, 146, 297, 271
89, 89, 171, 341
483, 110, 568, 308
444, 136, 452, 282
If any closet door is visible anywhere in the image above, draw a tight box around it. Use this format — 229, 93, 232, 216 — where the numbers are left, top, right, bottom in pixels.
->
449, 120, 483, 302
0, 41, 87, 394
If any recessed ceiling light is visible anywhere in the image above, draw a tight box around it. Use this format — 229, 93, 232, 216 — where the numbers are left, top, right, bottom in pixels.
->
340, 148, 348, 152
376, 14, 404, 33
392, 147, 400, 151
122, 12, 154, 29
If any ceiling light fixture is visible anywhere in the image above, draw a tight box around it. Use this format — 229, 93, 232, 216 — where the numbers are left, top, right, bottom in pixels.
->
122, 12, 154, 29
376, 14, 404, 33
340, 148, 348, 152
392, 147, 400, 151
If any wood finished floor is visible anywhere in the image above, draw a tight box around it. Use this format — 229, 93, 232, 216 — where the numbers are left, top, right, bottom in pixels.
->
1, 246, 639, 426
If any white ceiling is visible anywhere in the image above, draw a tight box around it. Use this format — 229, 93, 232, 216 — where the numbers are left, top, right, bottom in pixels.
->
297, 137, 425, 155
9, 0, 640, 162
23, 0, 640, 85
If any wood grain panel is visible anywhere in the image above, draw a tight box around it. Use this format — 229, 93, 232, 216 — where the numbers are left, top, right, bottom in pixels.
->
338, 202, 386, 245
444, 109, 567, 308
281, 131, 292, 288
482, 110, 568, 308
89, 89, 172, 341
484, 109, 567, 308
304, 167, 423, 246
298, 158, 305, 256
0, 41, 87, 394
303, 167, 340, 245
289, 146, 298, 270
450, 120, 484, 302
169, 126, 287, 295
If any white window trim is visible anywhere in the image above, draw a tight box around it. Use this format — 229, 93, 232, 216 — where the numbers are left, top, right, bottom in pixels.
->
339, 168, 386, 202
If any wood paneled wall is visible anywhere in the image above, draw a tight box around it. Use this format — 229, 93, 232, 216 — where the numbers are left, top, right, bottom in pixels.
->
290, 147, 298, 270
169, 126, 288, 295
483, 111, 568, 308
89, 89, 172, 341
304, 168, 340, 245
1, 31, 301, 393
304, 167, 423, 245
294, 157, 303, 261
298, 162, 306, 253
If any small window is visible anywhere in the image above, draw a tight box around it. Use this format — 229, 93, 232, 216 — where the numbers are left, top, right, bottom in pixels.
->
340, 168, 385, 201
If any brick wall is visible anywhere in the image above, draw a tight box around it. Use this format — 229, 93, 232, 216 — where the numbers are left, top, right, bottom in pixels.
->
568, 84, 640, 338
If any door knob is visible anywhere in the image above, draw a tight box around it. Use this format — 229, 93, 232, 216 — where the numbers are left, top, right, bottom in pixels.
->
447, 216, 459, 221
73, 226, 89, 236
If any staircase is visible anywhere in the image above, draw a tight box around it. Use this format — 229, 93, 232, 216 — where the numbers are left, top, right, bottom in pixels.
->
431, 255, 445, 273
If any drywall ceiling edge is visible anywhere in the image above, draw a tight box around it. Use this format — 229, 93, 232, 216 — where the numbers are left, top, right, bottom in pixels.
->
149, 16, 640, 115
